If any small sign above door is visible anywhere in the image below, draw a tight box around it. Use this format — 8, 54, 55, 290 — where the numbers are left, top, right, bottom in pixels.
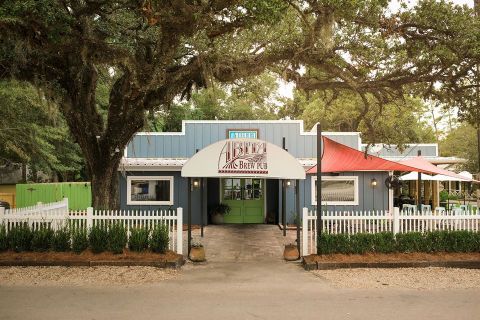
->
227, 129, 258, 139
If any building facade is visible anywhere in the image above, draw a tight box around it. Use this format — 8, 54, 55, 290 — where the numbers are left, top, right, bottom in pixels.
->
119, 120, 440, 224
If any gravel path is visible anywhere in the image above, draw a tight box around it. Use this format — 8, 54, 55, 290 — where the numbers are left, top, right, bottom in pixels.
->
0, 266, 178, 287
312, 267, 480, 289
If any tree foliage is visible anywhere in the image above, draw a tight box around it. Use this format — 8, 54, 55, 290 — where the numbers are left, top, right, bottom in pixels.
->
0, 80, 83, 181
440, 124, 479, 173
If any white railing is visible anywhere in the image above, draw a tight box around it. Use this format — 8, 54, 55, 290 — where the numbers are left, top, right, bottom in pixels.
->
69, 208, 183, 254
0, 198, 69, 231
301, 207, 480, 256
0, 200, 183, 255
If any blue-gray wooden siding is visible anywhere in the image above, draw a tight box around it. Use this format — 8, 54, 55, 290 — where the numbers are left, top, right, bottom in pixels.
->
119, 171, 389, 225
362, 144, 438, 157
279, 171, 390, 224
126, 121, 361, 158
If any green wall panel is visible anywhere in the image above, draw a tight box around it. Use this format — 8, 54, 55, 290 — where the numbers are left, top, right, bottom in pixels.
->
16, 182, 92, 210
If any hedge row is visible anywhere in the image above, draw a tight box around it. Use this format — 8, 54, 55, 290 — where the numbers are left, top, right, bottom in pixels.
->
0, 223, 169, 254
317, 231, 480, 255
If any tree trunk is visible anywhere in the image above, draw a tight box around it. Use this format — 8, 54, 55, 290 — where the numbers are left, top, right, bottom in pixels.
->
89, 156, 122, 209
477, 127, 480, 173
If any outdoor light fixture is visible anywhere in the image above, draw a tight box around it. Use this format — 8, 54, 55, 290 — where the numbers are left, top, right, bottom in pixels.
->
286, 180, 292, 187
371, 178, 378, 188
192, 179, 200, 188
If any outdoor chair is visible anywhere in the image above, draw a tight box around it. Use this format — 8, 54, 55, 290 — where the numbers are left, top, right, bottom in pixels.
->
434, 207, 446, 214
421, 204, 431, 215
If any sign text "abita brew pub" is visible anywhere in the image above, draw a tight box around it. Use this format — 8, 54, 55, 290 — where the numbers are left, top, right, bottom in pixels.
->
218, 140, 268, 174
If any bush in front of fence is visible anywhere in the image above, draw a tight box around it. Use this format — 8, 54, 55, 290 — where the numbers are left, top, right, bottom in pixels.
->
318, 231, 480, 254
31, 227, 55, 252
108, 223, 128, 254
0, 225, 8, 251
129, 228, 150, 252
149, 224, 169, 254
72, 229, 88, 253
52, 227, 71, 252
89, 225, 109, 253
8, 224, 33, 252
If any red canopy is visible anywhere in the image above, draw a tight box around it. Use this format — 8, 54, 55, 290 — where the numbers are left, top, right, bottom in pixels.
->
306, 137, 428, 174
398, 157, 478, 182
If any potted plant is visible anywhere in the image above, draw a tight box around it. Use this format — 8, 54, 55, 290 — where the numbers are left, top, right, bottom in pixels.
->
283, 242, 300, 261
189, 241, 206, 262
209, 203, 231, 225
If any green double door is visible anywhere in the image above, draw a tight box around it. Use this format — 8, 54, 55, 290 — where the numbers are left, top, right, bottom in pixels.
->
222, 178, 264, 224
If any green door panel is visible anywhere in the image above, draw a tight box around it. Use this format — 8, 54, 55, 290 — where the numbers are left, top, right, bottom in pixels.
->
221, 178, 264, 224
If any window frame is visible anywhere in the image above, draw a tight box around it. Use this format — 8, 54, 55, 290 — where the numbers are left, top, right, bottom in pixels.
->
127, 176, 174, 206
311, 176, 359, 206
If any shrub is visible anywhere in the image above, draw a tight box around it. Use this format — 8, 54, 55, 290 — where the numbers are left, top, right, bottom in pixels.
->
52, 227, 71, 252
129, 227, 150, 252
444, 231, 477, 253
31, 227, 54, 252
89, 225, 108, 253
108, 223, 128, 254
71, 229, 88, 254
0, 224, 8, 251
149, 224, 169, 253
373, 232, 396, 253
318, 233, 349, 254
395, 232, 424, 253
349, 233, 376, 254
8, 224, 32, 252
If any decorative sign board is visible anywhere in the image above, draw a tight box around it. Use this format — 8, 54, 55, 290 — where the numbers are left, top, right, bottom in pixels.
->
227, 129, 258, 139
218, 140, 268, 174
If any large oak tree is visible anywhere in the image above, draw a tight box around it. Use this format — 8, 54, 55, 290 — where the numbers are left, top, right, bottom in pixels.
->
1, 0, 478, 208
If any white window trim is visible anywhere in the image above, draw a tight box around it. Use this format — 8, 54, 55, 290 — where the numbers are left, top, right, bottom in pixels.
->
311, 176, 359, 206
127, 176, 174, 206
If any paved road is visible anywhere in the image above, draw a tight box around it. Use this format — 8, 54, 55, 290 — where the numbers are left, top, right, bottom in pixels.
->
0, 260, 479, 320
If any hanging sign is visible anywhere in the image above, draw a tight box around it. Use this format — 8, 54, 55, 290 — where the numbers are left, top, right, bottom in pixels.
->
218, 140, 268, 174
227, 129, 258, 139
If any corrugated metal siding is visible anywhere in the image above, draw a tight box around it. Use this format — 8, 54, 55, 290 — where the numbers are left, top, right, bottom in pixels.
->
16, 182, 91, 210
126, 121, 361, 158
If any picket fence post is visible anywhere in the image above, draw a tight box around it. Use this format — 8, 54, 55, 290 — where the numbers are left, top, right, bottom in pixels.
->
302, 207, 308, 257
86, 207, 93, 230
176, 207, 183, 255
393, 207, 400, 235
0, 207, 5, 225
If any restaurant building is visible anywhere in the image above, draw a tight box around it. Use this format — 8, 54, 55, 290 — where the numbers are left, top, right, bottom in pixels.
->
118, 120, 449, 225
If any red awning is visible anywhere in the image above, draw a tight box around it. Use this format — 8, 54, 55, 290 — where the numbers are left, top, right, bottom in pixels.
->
398, 157, 478, 182
306, 137, 429, 174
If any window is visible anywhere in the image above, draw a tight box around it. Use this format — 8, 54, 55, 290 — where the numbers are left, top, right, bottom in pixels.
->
311, 176, 359, 205
127, 176, 174, 205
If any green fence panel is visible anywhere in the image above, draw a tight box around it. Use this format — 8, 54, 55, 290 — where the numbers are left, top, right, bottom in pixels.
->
16, 182, 92, 209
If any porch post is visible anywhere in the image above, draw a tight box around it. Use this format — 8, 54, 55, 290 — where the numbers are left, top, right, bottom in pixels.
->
316, 123, 322, 252
201, 178, 204, 237
188, 177, 192, 257
417, 150, 422, 213
282, 137, 287, 236
295, 179, 300, 254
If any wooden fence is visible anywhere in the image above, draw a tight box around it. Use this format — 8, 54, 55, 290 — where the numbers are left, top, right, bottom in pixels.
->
302, 207, 480, 256
0, 199, 183, 254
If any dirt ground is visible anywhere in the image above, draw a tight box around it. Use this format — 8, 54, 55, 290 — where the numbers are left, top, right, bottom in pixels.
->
0, 249, 180, 262
308, 252, 480, 263
0, 266, 178, 287
312, 267, 480, 289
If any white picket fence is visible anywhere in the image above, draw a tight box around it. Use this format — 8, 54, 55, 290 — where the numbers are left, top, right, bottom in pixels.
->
69, 208, 183, 254
0, 198, 69, 231
302, 207, 480, 256
0, 199, 183, 254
